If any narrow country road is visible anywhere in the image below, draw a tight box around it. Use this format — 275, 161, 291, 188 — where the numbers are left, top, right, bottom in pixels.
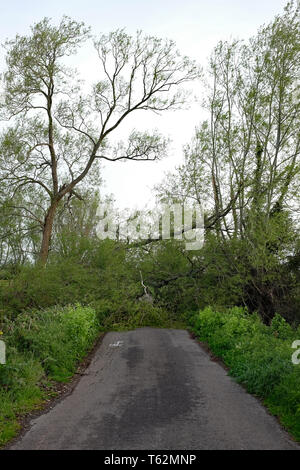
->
10, 328, 299, 450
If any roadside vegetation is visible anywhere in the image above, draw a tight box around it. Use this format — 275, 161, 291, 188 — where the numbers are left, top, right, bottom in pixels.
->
0, 0, 299, 447
189, 307, 300, 440
0, 304, 100, 445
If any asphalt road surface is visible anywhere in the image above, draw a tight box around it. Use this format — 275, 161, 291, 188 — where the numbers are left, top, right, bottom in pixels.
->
10, 328, 299, 450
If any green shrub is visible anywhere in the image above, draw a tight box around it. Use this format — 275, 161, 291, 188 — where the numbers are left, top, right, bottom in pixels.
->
98, 299, 171, 330
6, 304, 99, 381
270, 313, 294, 340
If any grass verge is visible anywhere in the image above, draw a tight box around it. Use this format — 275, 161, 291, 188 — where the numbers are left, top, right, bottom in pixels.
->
189, 306, 300, 441
0, 304, 100, 447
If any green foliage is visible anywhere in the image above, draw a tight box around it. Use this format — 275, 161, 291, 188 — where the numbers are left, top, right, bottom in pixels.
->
151, 1, 300, 324
0, 304, 100, 446
0, 262, 97, 317
190, 306, 300, 440
102, 301, 171, 330
270, 313, 294, 340
6, 304, 99, 381
0, 351, 44, 446
0, 16, 199, 265
140, 224, 300, 324
0, 238, 141, 320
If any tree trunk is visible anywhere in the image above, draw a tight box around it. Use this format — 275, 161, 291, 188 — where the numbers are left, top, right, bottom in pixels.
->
39, 203, 58, 265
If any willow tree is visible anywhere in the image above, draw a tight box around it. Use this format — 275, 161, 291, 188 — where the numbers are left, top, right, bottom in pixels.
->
158, 1, 300, 236
0, 17, 199, 263
154, 1, 300, 320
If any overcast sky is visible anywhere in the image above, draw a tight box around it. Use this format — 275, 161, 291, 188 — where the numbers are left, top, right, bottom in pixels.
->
0, 0, 288, 209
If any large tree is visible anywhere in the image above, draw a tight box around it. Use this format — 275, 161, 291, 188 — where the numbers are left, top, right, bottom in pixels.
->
151, 1, 300, 321
158, 1, 300, 235
0, 17, 199, 263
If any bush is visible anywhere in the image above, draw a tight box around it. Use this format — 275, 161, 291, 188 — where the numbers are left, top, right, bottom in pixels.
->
0, 262, 100, 319
93, 298, 171, 330
5, 304, 99, 381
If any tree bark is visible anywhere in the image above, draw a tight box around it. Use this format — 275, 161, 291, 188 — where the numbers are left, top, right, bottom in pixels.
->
39, 202, 58, 265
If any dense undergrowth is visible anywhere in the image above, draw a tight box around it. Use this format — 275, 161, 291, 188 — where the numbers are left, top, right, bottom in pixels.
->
0, 304, 100, 446
189, 307, 300, 441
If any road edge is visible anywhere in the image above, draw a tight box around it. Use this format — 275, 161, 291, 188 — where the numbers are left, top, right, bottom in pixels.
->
3, 331, 106, 450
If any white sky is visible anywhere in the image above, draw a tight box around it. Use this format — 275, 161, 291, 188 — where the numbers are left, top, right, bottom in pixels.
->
0, 0, 288, 210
